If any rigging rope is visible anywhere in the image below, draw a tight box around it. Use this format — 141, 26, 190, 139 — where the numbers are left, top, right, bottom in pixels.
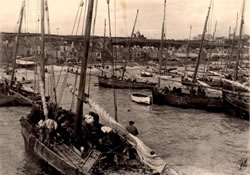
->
58, 65, 69, 105
70, 0, 97, 111
70, 0, 87, 111
55, 64, 64, 89
72, 0, 83, 35
76, 1, 84, 35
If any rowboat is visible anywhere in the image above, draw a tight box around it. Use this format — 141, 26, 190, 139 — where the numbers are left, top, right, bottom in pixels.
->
141, 70, 153, 77
131, 93, 152, 105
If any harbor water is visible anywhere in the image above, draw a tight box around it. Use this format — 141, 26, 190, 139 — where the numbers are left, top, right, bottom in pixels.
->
0, 71, 250, 175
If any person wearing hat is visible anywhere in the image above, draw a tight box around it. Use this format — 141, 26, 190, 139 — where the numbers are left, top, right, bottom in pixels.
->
125, 121, 138, 136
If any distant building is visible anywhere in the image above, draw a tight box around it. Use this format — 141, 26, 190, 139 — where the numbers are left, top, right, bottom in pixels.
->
193, 34, 213, 41
214, 36, 226, 45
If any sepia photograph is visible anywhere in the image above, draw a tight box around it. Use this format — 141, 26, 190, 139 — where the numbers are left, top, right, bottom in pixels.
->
0, 0, 249, 174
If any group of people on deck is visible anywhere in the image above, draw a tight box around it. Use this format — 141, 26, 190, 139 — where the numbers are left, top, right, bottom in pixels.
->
26, 101, 139, 163
0, 77, 25, 96
0, 79, 10, 95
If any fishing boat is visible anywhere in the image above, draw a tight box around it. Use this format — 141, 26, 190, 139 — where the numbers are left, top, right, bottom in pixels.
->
0, 92, 30, 106
20, 1, 178, 174
152, 0, 223, 111
222, 0, 250, 120
222, 79, 250, 119
222, 90, 249, 120
98, 75, 156, 89
152, 87, 222, 110
98, 10, 157, 90
131, 93, 152, 105
0, 1, 35, 107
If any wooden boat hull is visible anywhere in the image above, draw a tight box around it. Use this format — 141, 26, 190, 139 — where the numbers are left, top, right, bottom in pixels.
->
182, 79, 222, 87
223, 92, 250, 120
0, 92, 31, 107
131, 93, 152, 105
98, 76, 156, 89
20, 118, 101, 175
152, 89, 223, 111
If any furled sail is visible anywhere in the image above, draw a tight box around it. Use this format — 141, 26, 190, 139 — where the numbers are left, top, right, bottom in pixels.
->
88, 99, 177, 174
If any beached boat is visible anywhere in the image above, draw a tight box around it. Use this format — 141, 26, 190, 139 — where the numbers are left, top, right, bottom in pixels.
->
98, 76, 156, 89
131, 93, 152, 105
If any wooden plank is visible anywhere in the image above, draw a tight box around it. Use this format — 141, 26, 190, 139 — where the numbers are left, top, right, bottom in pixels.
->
80, 149, 101, 173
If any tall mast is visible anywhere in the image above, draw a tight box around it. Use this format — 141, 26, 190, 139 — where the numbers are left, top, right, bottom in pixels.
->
102, 18, 106, 74
38, 0, 49, 118
41, 0, 45, 84
107, 0, 118, 122
76, 0, 95, 118
192, 0, 212, 83
45, 0, 51, 36
158, 0, 167, 88
204, 21, 217, 76
10, 1, 25, 87
225, 26, 231, 73
184, 25, 192, 74
45, 0, 57, 104
226, 13, 238, 73
234, 0, 245, 80
121, 9, 139, 80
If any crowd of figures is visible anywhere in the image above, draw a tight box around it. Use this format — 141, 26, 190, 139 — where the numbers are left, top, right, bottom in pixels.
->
0, 75, 32, 94
25, 101, 140, 166
0, 79, 10, 95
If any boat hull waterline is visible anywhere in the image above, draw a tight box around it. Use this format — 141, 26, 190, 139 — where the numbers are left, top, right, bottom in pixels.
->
98, 76, 156, 89
131, 93, 152, 105
152, 89, 223, 111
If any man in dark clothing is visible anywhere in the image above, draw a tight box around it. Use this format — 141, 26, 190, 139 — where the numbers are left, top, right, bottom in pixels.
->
27, 101, 44, 124
126, 121, 139, 159
125, 121, 138, 136
16, 81, 22, 93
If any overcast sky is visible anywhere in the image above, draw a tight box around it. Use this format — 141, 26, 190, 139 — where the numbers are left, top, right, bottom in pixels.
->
0, 0, 249, 39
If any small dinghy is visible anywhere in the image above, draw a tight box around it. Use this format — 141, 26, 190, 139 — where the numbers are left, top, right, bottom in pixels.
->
131, 93, 152, 105
141, 70, 153, 77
